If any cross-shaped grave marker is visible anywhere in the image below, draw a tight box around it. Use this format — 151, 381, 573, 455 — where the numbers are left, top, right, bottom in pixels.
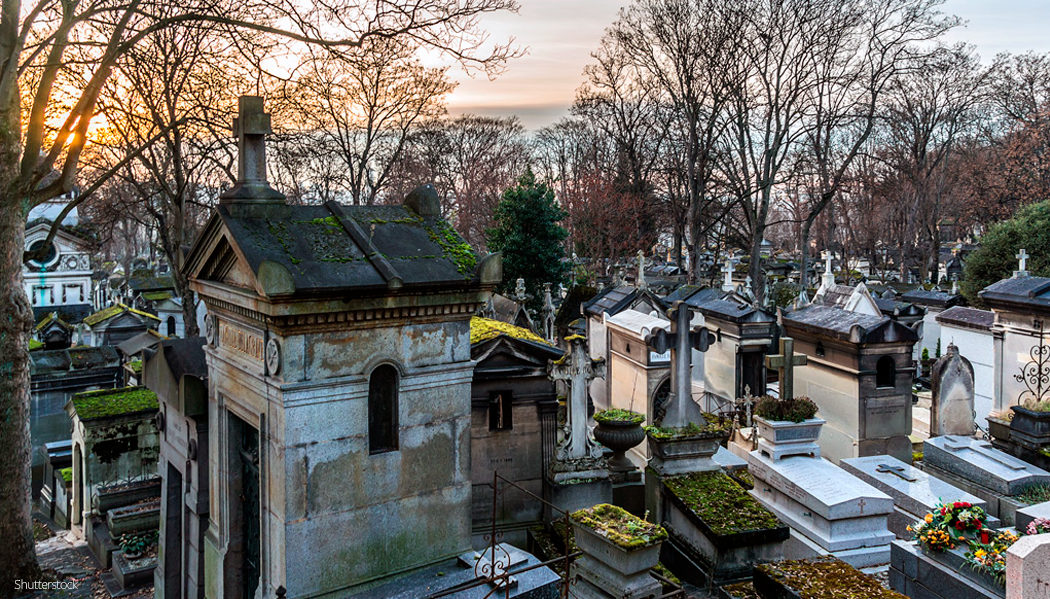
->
876, 463, 917, 482
637, 250, 648, 290
548, 335, 605, 461
645, 301, 714, 427
722, 258, 736, 293
764, 337, 808, 401
1016, 248, 1030, 278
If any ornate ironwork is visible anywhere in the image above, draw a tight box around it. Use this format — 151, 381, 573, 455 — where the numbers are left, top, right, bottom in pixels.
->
1015, 321, 1050, 408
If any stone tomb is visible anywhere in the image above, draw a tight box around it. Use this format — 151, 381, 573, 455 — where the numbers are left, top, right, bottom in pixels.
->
604, 309, 671, 425
891, 540, 1005, 599
1017, 501, 1050, 532
923, 435, 1050, 525
840, 455, 999, 539
695, 299, 777, 408
929, 343, 976, 437
745, 450, 894, 568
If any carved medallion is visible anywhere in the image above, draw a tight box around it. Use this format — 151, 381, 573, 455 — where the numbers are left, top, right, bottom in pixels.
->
205, 315, 217, 345
265, 337, 281, 375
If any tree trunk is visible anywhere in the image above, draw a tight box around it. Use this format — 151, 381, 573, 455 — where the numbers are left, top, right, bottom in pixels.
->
800, 217, 813, 290
0, 199, 41, 589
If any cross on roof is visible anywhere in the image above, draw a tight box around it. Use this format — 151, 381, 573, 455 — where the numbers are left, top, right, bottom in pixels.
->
764, 337, 807, 401
822, 250, 833, 272
1016, 249, 1030, 277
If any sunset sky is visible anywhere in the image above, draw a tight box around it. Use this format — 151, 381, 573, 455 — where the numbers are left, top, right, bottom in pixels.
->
446, 0, 1050, 129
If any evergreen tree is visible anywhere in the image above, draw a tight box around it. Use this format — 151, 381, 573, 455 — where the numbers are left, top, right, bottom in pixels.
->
487, 169, 570, 304
962, 200, 1050, 306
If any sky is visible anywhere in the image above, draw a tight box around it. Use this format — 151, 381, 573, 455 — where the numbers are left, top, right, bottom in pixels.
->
445, 0, 1050, 130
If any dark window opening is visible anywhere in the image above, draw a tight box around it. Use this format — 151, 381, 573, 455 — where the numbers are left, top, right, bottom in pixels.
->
489, 390, 513, 431
876, 356, 896, 388
166, 316, 176, 337
816, 342, 826, 357
368, 364, 399, 453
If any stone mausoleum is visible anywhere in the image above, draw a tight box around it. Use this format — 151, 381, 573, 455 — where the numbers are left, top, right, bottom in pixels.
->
184, 96, 501, 598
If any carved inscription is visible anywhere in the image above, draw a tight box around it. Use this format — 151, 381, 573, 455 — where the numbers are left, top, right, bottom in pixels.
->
219, 321, 264, 361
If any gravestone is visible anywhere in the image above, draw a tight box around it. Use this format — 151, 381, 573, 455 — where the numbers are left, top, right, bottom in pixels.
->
923, 435, 1050, 525
930, 343, 976, 437
1006, 533, 1050, 599
841, 455, 999, 539
745, 451, 894, 568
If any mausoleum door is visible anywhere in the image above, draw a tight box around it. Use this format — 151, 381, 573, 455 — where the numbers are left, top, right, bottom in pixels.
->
238, 423, 260, 599
163, 462, 183, 599
739, 351, 765, 399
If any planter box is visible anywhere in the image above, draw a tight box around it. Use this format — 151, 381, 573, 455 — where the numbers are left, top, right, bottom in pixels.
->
754, 417, 824, 460
920, 545, 1005, 597
106, 500, 160, 536
96, 477, 161, 515
1010, 406, 1050, 449
113, 551, 157, 590
754, 556, 904, 599
647, 432, 725, 476
570, 521, 664, 598
987, 415, 1012, 445
663, 481, 788, 583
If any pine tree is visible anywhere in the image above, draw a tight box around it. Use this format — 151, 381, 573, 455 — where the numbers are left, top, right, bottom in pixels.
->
486, 169, 569, 304
962, 200, 1050, 306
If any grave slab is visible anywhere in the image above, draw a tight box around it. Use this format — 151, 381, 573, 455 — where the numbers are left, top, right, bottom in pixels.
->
841, 455, 1000, 538
924, 435, 1050, 496
714, 446, 747, 472
1006, 532, 1050, 599
1017, 501, 1050, 533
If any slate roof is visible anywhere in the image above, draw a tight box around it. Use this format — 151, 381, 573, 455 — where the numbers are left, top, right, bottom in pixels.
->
664, 284, 702, 303
161, 337, 208, 381
783, 305, 918, 344
83, 303, 160, 326
900, 288, 963, 308
127, 275, 174, 292
32, 303, 93, 325
582, 285, 666, 317
206, 202, 476, 293
117, 329, 167, 356
30, 345, 121, 375
875, 298, 923, 317
693, 298, 776, 324
979, 276, 1050, 312
605, 309, 670, 336
35, 311, 72, 332
936, 306, 995, 331
815, 284, 858, 309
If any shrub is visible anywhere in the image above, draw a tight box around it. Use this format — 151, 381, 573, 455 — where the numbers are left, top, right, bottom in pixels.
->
754, 396, 818, 423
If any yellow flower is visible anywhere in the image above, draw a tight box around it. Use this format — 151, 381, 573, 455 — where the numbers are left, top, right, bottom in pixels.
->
925, 514, 934, 523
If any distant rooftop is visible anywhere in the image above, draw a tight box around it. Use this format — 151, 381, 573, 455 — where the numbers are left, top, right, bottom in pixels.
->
69, 386, 158, 421
936, 306, 994, 331
979, 276, 1050, 312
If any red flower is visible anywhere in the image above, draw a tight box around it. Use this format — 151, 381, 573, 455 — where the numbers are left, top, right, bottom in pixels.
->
954, 502, 963, 509
956, 521, 966, 530
941, 507, 947, 515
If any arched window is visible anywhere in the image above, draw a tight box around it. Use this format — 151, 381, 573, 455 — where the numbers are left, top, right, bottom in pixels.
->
368, 364, 399, 453
166, 316, 176, 337
876, 356, 896, 388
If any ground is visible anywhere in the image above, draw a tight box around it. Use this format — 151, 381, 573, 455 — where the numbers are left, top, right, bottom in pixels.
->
20, 516, 153, 599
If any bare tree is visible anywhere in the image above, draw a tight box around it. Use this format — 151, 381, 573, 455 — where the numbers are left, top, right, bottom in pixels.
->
0, 0, 518, 580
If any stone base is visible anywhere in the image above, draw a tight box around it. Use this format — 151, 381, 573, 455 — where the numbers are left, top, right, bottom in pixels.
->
663, 507, 786, 584
781, 527, 889, 569
571, 556, 663, 599
547, 477, 612, 522
890, 540, 1004, 599
922, 463, 1030, 527
757, 437, 820, 461
569, 573, 661, 599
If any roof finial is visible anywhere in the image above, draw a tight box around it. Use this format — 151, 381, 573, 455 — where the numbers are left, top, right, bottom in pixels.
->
220, 95, 284, 205
1015, 248, 1030, 278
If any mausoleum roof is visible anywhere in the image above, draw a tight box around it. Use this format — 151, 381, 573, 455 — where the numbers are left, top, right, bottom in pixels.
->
693, 299, 775, 324
161, 337, 208, 381
784, 305, 918, 344
83, 303, 160, 327
470, 316, 549, 346
30, 345, 120, 375
69, 386, 158, 421
605, 309, 670, 337
583, 285, 666, 317
936, 306, 994, 331
900, 288, 962, 308
979, 276, 1050, 313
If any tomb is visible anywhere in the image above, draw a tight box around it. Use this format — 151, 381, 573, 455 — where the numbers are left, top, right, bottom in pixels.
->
468, 316, 564, 544
937, 306, 995, 424
183, 96, 543, 598
929, 342, 976, 437
1006, 533, 1050, 599
37, 439, 73, 528
23, 208, 94, 312
604, 309, 671, 424
922, 435, 1050, 525
83, 303, 161, 346
901, 287, 964, 361
841, 455, 999, 539
782, 304, 918, 463
694, 298, 777, 409
144, 337, 209, 599
34, 311, 74, 350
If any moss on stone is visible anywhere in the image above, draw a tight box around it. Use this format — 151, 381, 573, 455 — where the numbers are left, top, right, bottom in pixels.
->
594, 408, 644, 425
756, 557, 907, 599
425, 219, 476, 276
470, 316, 549, 346
59, 467, 72, 483
128, 359, 142, 374
664, 471, 781, 536
72, 386, 158, 420
29, 338, 42, 351
645, 413, 731, 440
571, 503, 667, 550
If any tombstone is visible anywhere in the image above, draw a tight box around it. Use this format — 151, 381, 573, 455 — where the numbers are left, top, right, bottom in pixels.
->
841, 455, 999, 539
937, 306, 995, 424
923, 435, 1050, 525
644, 301, 712, 428
183, 96, 553, 598
1006, 533, 1050, 599
930, 343, 976, 436
783, 304, 918, 464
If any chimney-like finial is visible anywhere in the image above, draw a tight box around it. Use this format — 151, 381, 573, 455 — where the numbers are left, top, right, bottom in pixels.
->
220, 95, 284, 205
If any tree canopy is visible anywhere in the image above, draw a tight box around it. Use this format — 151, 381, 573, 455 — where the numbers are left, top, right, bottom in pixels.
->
962, 200, 1050, 306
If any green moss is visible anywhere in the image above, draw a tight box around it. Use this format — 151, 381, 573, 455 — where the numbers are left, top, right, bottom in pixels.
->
594, 408, 644, 425
59, 467, 72, 483
756, 557, 907, 599
128, 359, 142, 374
723, 582, 760, 599
664, 471, 781, 536
652, 562, 681, 587
645, 413, 731, 440
1018, 483, 1050, 505
571, 503, 667, 550
71, 386, 158, 420
29, 338, 42, 351
425, 219, 476, 277
755, 396, 819, 422
913, 451, 924, 462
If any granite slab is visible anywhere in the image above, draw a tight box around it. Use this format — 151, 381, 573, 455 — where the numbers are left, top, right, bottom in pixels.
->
924, 435, 1050, 496
746, 451, 893, 520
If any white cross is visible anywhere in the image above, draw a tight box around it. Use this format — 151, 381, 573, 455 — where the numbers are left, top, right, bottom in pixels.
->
1017, 249, 1029, 272
822, 250, 833, 274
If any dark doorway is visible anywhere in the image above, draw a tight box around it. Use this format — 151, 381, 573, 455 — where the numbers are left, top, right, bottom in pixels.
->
166, 316, 176, 337
739, 350, 766, 399
230, 413, 260, 599
876, 356, 896, 388
163, 462, 183, 599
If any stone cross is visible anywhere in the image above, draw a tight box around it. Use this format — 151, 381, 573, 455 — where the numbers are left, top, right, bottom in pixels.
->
221, 95, 283, 205
1016, 249, 1030, 278
541, 283, 556, 344
645, 301, 713, 427
821, 250, 835, 288
637, 250, 648, 290
548, 336, 605, 461
764, 337, 807, 401
876, 463, 917, 482
722, 258, 736, 293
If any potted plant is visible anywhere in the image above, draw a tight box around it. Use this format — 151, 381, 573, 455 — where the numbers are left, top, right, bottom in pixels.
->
570, 504, 666, 580
644, 414, 732, 475
1009, 398, 1050, 449
592, 409, 646, 472
753, 396, 823, 460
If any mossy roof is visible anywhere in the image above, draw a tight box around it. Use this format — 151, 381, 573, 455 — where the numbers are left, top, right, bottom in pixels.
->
35, 311, 72, 332
29, 338, 43, 351
140, 290, 173, 301
70, 386, 158, 421
83, 303, 160, 326
470, 316, 549, 346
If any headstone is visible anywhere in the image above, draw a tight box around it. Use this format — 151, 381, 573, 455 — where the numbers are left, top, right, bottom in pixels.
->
1006, 533, 1050, 599
765, 337, 807, 401
841, 455, 1000, 539
924, 435, 1050, 496
745, 451, 894, 568
930, 343, 976, 436
643, 301, 712, 428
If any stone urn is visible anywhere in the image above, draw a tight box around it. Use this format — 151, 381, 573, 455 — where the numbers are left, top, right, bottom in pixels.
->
593, 410, 646, 473
645, 422, 730, 476
754, 416, 825, 460
1009, 405, 1050, 449
570, 504, 666, 599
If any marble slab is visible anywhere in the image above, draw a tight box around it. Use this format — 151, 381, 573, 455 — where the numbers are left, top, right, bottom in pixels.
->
924, 435, 1050, 496
714, 446, 747, 472
1016, 501, 1050, 533
746, 451, 893, 520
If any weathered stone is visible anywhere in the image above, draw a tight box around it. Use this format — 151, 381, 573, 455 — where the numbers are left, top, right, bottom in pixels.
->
924, 435, 1050, 496
930, 343, 976, 437
1007, 533, 1050, 599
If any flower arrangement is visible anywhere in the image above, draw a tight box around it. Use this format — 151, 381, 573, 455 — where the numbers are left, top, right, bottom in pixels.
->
754, 396, 818, 423
1024, 517, 1050, 536
909, 501, 988, 551
964, 530, 1019, 585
